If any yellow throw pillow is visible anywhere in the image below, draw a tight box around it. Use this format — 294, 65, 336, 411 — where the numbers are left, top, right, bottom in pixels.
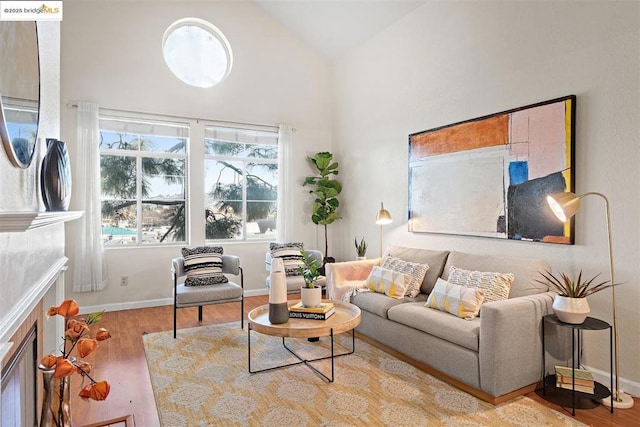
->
425, 278, 485, 320
365, 266, 410, 299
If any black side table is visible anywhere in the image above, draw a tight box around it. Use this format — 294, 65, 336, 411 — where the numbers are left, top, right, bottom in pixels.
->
541, 314, 613, 415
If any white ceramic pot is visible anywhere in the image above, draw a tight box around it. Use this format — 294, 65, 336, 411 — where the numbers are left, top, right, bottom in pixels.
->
300, 285, 322, 308
552, 296, 590, 324
356, 256, 366, 261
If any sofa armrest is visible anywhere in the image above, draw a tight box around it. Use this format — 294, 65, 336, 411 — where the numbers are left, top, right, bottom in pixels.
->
326, 258, 381, 301
479, 291, 559, 397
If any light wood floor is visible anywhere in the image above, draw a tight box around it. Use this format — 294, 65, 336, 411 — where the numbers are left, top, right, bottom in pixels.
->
71, 294, 639, 427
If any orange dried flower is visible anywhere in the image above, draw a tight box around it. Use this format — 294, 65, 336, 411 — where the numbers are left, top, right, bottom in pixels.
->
65, 319, 89, 340
40, 354, 57, 369
77, 339, 98, 358
95, 328, 112, 341
48, 299, 79, 318
75, 360, 92, 376
89, 381, 111, 401
53, 359, 75, 379
78, 385, 92, 400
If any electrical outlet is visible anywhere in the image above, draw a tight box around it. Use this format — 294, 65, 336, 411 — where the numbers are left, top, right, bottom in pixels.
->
120, 276, 128, 286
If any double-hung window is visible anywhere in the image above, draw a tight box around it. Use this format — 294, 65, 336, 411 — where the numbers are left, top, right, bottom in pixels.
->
99, 117, 188, 246
204, 125, 278, 241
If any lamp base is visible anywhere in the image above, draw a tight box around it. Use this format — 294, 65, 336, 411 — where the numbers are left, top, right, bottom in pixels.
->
601, 390, 635, 409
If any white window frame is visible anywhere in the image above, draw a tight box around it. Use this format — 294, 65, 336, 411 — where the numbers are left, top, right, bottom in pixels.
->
204, 124, 279, 242
99, 116, 189, 247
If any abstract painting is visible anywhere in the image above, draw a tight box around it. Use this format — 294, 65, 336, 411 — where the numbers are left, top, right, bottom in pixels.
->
408, 95, 576, 244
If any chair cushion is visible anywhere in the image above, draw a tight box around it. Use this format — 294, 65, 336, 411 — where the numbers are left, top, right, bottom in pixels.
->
266, 275, 326, 293
181, 246, 228, 286
176, 282, 242, 306
270, 242, 304, 276
425, 278, 485, 320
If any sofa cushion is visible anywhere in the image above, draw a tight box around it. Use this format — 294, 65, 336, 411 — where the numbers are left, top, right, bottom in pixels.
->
425, 278, 485, 320
380, 256, 428, 297
443, 251, 550, 298
351, 291, 427, 318
388, 302, 481, 352
447, 266, 514, 304
365, 266, 410, 299
384, 246, 450, 294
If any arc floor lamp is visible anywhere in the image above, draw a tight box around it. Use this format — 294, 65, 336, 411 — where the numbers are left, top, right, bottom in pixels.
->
547, 191, 634, 409
376, 202, 392, 257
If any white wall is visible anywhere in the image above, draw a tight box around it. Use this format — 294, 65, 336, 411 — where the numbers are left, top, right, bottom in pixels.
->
60, 1, 332, 308
333, 2, 639, 393
0, 21, 64, 325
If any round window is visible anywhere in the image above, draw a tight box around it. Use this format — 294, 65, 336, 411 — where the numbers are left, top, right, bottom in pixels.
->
162, 18, 233, 88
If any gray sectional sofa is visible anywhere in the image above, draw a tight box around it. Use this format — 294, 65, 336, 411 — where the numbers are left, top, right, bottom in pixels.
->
326, 245, 568, 403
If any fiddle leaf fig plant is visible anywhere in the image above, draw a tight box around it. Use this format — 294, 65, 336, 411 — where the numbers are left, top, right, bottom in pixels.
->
303, 152, 342, 259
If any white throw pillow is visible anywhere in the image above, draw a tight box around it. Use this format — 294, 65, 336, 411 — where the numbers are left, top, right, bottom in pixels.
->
447, 266, 514, 304
425, 278, 485, 320
365, 266, 410, 299
380, 256, 429, 297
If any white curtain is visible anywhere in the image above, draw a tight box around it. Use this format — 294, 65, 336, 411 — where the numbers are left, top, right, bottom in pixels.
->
276, 124, 294, 242
73, 102, 108, 292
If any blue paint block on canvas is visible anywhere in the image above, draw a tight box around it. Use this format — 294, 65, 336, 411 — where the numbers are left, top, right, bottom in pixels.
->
509, 161, 528, 185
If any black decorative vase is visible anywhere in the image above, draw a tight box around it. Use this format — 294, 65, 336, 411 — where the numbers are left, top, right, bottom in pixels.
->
41, 138, 72, 211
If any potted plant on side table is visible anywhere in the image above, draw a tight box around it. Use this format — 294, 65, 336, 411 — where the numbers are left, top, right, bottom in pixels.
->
297, 250, 322, 308
537, 270, 617, 324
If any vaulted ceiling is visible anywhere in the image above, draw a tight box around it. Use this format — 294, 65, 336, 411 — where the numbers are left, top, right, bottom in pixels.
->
253, 0, 426, 61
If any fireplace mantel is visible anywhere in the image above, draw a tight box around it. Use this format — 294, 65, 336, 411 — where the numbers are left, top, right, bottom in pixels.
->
0, 211, 83, 232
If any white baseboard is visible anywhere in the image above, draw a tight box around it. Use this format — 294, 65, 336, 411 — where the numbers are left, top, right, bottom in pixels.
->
80, 298, 173, 314
80, 289, 270, 314
583, 364, 639, 399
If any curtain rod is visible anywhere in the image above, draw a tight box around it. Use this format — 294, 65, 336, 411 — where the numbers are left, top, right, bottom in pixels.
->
66, 102, 281, 131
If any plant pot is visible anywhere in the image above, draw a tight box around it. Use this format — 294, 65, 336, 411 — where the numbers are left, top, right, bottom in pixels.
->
552, 296, 590, 324
356, 256, 366, 261
300, 285, 322, 308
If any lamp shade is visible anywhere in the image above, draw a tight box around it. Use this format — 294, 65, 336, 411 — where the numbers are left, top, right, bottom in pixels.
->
376, 202, 392, 225
547, 192, 581, 222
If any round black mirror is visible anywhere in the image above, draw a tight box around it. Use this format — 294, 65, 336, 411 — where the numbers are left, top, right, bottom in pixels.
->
0, 21, 40, 169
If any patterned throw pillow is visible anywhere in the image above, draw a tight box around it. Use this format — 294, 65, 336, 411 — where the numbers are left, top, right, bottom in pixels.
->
270, 242, 305, 276
425, 278, 486, 320
365, 266, 410, 299
447, 266, 515, 304
380, 256, 429, 297
181, 246, 228, 286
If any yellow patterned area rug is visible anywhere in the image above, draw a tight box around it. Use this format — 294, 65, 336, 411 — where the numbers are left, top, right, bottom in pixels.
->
143, 322, 585, 427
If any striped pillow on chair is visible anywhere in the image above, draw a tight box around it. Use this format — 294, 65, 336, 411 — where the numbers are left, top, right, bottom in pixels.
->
181, 246, 228, 286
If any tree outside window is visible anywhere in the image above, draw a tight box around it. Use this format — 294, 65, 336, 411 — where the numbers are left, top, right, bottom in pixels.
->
204, 129, 278, 241
99, 120, 188, 246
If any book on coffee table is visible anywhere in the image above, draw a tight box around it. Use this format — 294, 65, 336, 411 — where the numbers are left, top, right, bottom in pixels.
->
289, 302, 334, 313
289, 308, 335, 320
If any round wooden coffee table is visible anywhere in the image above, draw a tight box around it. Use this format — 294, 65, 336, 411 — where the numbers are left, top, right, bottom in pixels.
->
247, 300, 361, 382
